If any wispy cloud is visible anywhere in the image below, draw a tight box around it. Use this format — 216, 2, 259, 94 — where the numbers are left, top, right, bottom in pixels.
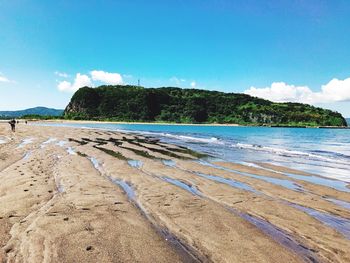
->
170, 77, 186, 85
0, 76, 10, 83
55, 71, 69, 78
123, 74, 133, 79
244, 77, 350, 104
0, 72, 11, 83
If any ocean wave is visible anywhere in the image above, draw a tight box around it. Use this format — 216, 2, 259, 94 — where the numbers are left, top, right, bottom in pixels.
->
162, 133, 222, 144
126, 129, 350, 166
233, 143, 349, 165
311, 150, 350, 160
124, 129, 223, 144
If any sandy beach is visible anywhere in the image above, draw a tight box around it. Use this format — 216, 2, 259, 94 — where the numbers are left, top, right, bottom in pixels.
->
1, 123, 350, 263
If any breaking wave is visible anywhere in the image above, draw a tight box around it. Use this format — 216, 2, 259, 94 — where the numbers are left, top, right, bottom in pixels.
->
232, 143, 349, 165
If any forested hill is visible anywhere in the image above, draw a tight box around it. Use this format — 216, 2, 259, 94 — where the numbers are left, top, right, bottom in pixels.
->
64, 85, 347, 127
0, 107, 63, 118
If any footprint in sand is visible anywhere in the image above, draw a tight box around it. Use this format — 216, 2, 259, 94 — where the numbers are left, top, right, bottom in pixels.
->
86, 246, 93, 251
5, 247, 13, 253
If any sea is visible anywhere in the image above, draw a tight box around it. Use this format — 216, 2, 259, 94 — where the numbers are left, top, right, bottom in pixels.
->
33, 122, 350, 183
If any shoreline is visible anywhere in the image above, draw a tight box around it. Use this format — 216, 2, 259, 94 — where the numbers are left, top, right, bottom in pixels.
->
2, 118, 348, 129
26, 119, 243, 127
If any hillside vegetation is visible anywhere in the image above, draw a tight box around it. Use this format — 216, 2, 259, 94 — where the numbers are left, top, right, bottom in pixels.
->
0, 107, 63, 118
64, 85, 347, 127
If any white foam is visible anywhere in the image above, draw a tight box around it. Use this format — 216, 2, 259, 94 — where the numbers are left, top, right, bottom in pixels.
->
141, 132, 222, 144
17, 138, 34, 148
238, 161, 350, 188
128, 160, 143, 169
40, 138, 57, 148
66, 147, 76, 155
118, 129, 222, 144
23, 151, 32, 160
56, 140, 68, 147
0, 136, 11, 144
89, 157, 100, 170
233, 143, 349, 165
166, 134, 221, 143
162, 159, 176, 167
237, 161, 262, 169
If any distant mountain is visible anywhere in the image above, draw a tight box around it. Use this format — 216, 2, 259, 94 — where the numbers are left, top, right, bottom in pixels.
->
346, 118, 350, 126
64, 85, 348, 127
0, 107, 63, 118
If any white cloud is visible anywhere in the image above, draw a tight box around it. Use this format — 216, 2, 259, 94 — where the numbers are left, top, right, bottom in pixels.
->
244, 77, 350, 104
170, 77, 186, 85
57, 70, 124, 92
0, 76, 10, 83
318, 78, 350, 102
90, 70, 123, 85
0, 72, 10, 83
55, 71, 69, 78
169, 77, 197, 88
57, 73, 92, 92
244, 82, 312, 103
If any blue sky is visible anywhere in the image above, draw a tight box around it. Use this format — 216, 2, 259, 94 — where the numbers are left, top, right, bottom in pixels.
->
1, 0, 350, 116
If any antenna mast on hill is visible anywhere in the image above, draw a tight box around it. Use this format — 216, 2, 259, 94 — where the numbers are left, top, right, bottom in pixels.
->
138, 79, 140, 87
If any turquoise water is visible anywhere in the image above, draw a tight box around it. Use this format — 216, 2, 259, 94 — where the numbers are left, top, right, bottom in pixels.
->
34, 122, 350, 183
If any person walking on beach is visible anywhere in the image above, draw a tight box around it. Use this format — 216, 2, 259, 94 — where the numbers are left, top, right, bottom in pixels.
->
9, 119, 16, 132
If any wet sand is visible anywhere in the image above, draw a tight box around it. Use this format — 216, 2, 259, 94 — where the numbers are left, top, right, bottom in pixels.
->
1, 123, 350, 262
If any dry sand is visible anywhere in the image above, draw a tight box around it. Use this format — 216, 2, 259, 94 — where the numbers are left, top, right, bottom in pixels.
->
0, 123, 349, 263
